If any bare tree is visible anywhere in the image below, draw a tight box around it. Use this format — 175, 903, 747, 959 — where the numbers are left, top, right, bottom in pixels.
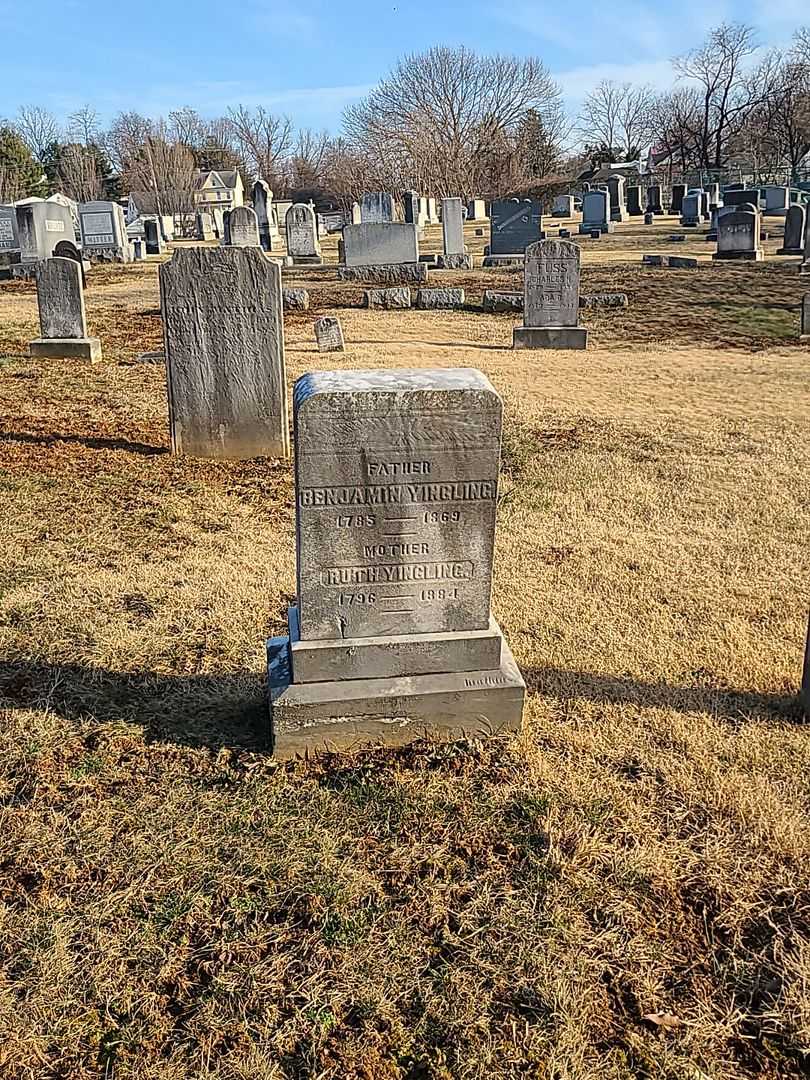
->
650, 87, 702, 177
579, 81, 654, 160
15, 105, 59, 162
226, 105, 293, 188
674, 23, 768, 170
343, 46, 564, 198
68, 105, 100, 147
56, 143, 105, 201
106, 111, 154, 174
738, 45, 810, 182
289, 128, 330, 191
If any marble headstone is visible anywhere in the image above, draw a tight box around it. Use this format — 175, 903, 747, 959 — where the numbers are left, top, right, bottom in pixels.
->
252, 180, 274, 251
285, 203, 322, 264
513, 239, 587, 350
267, 368, 525, 755
160, 247, 289, 459
228, 206, 261, 248
552, 195, 575, 217
29, 256, 101, 360
18, 201, 76, 263
314, 316, 345, 352
342, 223, 419, 266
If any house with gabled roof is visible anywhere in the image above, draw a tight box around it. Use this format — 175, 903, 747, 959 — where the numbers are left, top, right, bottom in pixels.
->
194, 170, 244, 214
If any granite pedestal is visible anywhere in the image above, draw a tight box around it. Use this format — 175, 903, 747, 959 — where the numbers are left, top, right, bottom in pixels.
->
29, 337, 101, 360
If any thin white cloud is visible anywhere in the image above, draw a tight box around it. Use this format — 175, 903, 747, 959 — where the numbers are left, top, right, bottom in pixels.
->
555, 59, 677, 106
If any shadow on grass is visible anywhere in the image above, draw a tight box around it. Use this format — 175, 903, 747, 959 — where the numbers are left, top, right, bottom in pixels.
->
0, 431, 168, 456
0, 660, 268, 751
348, 338, 510, 351
522, 665, 803, 724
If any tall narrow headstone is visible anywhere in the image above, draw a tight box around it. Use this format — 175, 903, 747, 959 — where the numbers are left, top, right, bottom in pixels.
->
403, 191, 419, 225
468, 199, 487, 220
671, 184, 686, 215
228, 206, 260, 248
680, 194, 701, 227
607, 175, 627, 222
778, 205, 805, 255
144, 219, 163, 255
802, 215, 810, 274
285, 204, 322, 265
646, 184, 663, 215
195, 211, 214, 241
160, 247, 289, 459
713, 206, 762, 261
490, 199, 543, 254
351, 202, 362, 225
800, 294, 809, 341
222, 210, 232, 245
626, 186, 643, 216
439, 197, 469, 268
513, 239, 587, 350
252, 180, 274, 251
28, 257, 101, 360
266, 368, 525, 756
360, 193, 394, 224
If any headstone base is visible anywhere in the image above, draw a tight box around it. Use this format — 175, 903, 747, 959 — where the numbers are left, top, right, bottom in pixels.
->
610, 212, 627, 223
482, 255, 524, 267
513, 326, 588, 350
578, 223, 614, 234
267, 633, 525, 758
777, 247, 803, 256
436, 253, 472, 270
338, 263, 427, 284
29, 337, 102, 362
287, 255, 323, 266
711, 250, 764, 261
289, 606, 503, 682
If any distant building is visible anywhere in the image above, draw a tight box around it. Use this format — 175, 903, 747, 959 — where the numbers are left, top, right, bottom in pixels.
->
194, 170, 244, 214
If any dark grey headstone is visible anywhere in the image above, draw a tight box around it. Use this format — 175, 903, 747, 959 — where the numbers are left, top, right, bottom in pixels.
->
160, 247, 288, 459
670, 184, 686, 214
489, 200, 542, 255
252, 180, 273, 251
627, 186, 643, 216
360, 192, 394, 224
779, 205, 805, 255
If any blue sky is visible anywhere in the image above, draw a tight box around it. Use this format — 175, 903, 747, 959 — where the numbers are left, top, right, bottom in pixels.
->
3, 0, 807, 134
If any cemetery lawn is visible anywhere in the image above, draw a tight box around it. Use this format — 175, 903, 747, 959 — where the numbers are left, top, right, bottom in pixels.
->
1, 223, 809, 1079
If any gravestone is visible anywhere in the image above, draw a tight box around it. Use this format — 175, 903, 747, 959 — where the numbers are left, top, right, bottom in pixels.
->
285, 203, 322, 265
361, 192, 394, 224
764, 186, 790, 215
53, 239, 86, 286
404, 191, 419, 225
802, 216, 810, 273
351, 202, 362, 224
713, 207, 762, 261
513, 239, 587, 350
211, 208, 225, 239
160, 247, 288, 459
724, 188, 759, 209
267, 368, 525, 756
489, 199, 542, 254
670, 184, 686, 215
646, 184, 664, 214
552, 195, 575, 217
195, 211, 214, 241
0, 203, 21, 276
778, 205, 805, 255
579, 191, 612, 234
78, 200, 130, 261
29, 257, 101, 360
699, 191, 710, 221
468, 199, 487, 220
680, 194, 701, 227
252, 180, 275, 251
438, 197, 469, 267
133, 238, 145, 260
18, 201, 76, 263
607, 175, 627, 222
229, 206, 260, 248
144, 219, 163, 255
644, 212, 654, 225
426, 197, 438, 223
801, 294, 809, 340
314, 316, 344, 352
626, 186, 643, 216
223, 210, 232, 245
342, 223, 419, 266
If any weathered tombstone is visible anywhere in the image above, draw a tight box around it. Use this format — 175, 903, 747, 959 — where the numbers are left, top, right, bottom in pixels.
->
211, 207, 225, 239
143, 219, 163, 255
285, 203, 322, 264
342, 223, 419, 266
53, 239, 86, 286
314, 316, 344, 352
351, 202, 362, 225
626, 186, 643, 216
699, 191, 711, 221
160, 247, 288, 459
266, 368, 525, 756
133, 238, 145, 261
228, 206, 260, 248
800, 294, 809, 340
252, 180, 274, 251
513, 239, 587, 350
17, 201, 76, 264
29, 256, 101, 360
437, 197, 469, 268
0, 203, 21, 276
468, 198, 487, 220
646, 184, 664, 215
680, 194, 701, 227
360, 192, 394, 224
670, 184, 686, 215
552, 195, 575, 217
713, 206, 762, 261
778, 205, 805, 255
579, 191, 612, 234
607, 175, 627, 222
223, 210, 232, 245
195, 211, 214, 242
489, 199, 543, 254
78, 200, 131, 262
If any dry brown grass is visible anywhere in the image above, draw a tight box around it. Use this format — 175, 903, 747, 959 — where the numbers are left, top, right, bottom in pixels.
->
0, 222, 809, 1078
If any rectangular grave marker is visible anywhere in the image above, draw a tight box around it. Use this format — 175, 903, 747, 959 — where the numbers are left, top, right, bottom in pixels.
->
514, 239, 587, 349
490, 200, 543, 254
29, 256, 101, 360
